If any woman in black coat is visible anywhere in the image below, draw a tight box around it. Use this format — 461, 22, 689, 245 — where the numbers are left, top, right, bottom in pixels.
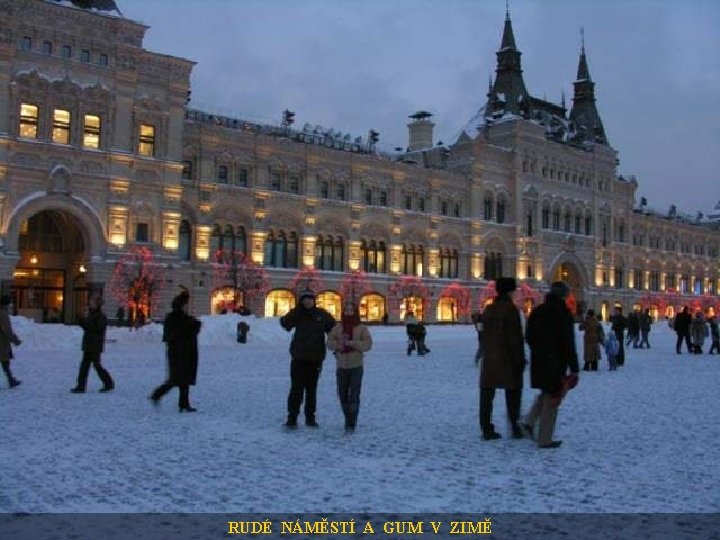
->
150, 289, 202, 412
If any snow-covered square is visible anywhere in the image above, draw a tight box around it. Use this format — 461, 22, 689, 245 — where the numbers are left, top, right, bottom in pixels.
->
1, 315, 718, 515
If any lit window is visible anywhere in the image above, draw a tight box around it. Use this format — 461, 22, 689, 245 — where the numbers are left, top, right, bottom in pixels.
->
52, 109, 71, 144
83, 114, 100, 148
138, 124, 155, 156
19, 103, 39, 138
43, 41, 52, 55
81, 49, 90, 62
61, 45, 72, 59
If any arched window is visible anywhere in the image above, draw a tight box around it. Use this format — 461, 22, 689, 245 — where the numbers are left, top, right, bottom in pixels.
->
265, 230, 298, 268
402, 244, 424, 276
235, 226, 246, 256
223, 225, 235, 251
542, 206, 550, 229
496, 198, 506, 224
217, 165, 229, 183
320, 181, 329, 199
439, 248, 459, 279
484, 196, 494, 221
484, 252, 503, 280
179, 220, 191, 261
361, 239, 386, 274
210, 224, 222, 255
315, 235, 344, 271
364, 188, 373, 205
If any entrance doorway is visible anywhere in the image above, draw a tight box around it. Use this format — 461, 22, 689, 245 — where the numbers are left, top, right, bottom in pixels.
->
14, 210, 87, 323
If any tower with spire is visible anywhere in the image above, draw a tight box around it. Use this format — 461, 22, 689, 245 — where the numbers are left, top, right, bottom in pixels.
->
484, 5, 530, 120
569, 30, 608, 145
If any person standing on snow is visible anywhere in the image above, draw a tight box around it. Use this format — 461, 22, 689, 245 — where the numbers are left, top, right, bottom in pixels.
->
71, 294, 114, 394
479, 277, 525, 441
673, 306, 693, 354
524, 281, 580, 449
0, 295, 22, 388
280, 288, 335, 429
326, 302, 373, 432
150, 288, 202, 412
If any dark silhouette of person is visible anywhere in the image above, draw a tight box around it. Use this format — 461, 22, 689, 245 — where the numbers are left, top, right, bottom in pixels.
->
150, 289, 202, 412
71, 294, 114, 393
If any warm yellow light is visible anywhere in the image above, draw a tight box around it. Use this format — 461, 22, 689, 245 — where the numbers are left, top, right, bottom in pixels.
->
110, 233, 126, 247
196, 247, 210, 261
349, 259, 359, 271
164, 238, 179, 250
79, 264, 87, 273
29, 254, 38, 264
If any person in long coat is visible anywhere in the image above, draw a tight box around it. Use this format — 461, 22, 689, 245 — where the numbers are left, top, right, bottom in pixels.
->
580, 309, 603, 371
708, 316, 720, 354
690, 312, 708, 354
0, 295, 22, 388
150, 289, 202, 412
326, 302, 373, 432
639, 308, 652, 349
524, 281, 580, 449
71, 294, 114, 393
673, 306, 693, 354
610, 306, 627, 366
479, 277, 525, 440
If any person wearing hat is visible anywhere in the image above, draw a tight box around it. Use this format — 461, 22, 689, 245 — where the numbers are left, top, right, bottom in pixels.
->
0, 294, 22, 388
479, 277, 526, 441
280, 288, 335, 428
524, 281, 580, 449
150, 288, 202, 412
71, 294, 114, 393
327, 301, 372, 432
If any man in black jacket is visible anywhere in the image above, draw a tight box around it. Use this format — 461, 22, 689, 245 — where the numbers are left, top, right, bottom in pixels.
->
673, 306, 692, 354
71, 295, 114, 393
524, 281, 579, 449
280, 289, 335, 428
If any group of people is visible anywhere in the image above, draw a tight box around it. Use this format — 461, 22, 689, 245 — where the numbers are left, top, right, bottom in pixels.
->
477, 278, 579, 449
670, 307, 719, 355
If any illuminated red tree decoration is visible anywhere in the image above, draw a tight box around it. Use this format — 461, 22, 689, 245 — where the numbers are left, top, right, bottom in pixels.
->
515, 281, 543, 313
477, 280, 497, 310
211, 249, 270, 312
289, 267, 326, 296
108, 245, 164, 318
439, 282, 471, 317
339, 270, 372, 306
388, 275, 429, 317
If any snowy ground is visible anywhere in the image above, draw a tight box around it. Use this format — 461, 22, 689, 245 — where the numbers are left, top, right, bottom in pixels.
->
1, 314, 719, 517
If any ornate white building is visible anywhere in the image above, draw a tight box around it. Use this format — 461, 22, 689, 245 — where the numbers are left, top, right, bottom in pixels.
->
1, 0, 718, 323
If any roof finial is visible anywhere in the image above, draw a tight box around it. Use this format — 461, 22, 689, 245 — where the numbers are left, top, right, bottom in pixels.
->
561, 89, 566, 109
506, 0, 510, 20
580, 26, 585, 54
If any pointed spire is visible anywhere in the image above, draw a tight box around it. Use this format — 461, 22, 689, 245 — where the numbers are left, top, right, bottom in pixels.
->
576, 28, 591, 81
561, 89, 566, 110
500, 4, 517, 50
487, 73, 494, 96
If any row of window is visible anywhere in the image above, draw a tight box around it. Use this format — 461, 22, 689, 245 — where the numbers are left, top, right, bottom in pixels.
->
599, 268, 718, 294
522, 160, 595, 188
541, 208, 593, 236
18, 102, 156, 156
20, 36, 109, 66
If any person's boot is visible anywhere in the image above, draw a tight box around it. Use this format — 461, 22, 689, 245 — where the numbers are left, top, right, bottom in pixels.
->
511, 423, 524, 439
284, 416, 298, 429
9, 378, 21, 388
70, 386, 85, 394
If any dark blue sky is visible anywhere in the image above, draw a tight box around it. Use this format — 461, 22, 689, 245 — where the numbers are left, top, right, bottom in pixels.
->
118, 0, 720, 216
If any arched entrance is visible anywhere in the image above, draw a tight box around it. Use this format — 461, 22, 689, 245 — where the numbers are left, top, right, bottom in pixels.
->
264, 289, 295, 317
13, 210, 87, 323
550, 258, 588, 318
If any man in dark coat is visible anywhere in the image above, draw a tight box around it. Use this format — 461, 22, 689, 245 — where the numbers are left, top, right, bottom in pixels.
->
0, 295, 22, 388
150, 288, 202, 412
524, 281, 579, 449
280, 288, 335, 428
639, 308, 652, 349
673, 306, 692, 354
71, 294, 114, 393
610, 306, 627, 366
627, 310, 640, 348
479, 277, 525, 440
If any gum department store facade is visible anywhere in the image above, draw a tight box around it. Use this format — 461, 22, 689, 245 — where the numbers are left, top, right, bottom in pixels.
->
1, 0, 718, 324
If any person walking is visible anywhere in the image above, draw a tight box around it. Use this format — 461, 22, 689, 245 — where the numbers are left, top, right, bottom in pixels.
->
580, 309, 603, 371
627, 310, 640, 348
0, 295, 22, 388
472, 310, 484, 365
673, 306, 693, 354
479, 277, 525, 441
639, 308, 652, 349
610, 306, 627, 366
71, 294, 114, 393
326, 302, 373, 432
280, 288, 335, 428
605, 331, 620, 371
150, 288, 202, 412
690, 312, 708, 354
523, 281, 580, 449
708, 315, 719, 354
